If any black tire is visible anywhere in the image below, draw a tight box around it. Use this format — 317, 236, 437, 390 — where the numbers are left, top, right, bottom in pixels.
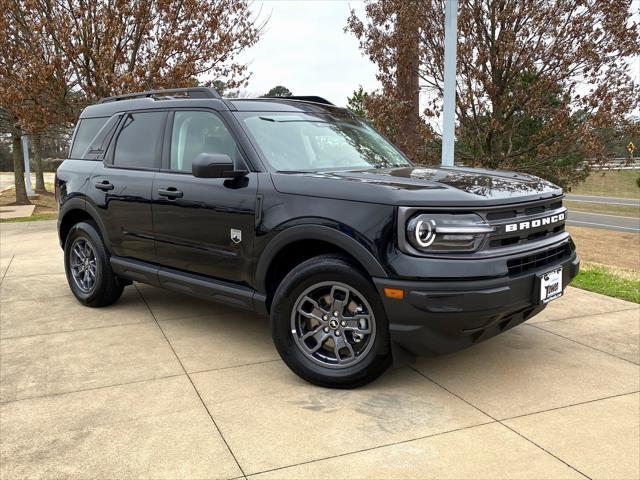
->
64, 221, 124, 307
271, 254, 392, 388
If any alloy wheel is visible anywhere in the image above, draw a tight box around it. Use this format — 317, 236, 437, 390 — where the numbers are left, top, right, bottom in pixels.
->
69, 237, 98, 294
291, 281, 376, 369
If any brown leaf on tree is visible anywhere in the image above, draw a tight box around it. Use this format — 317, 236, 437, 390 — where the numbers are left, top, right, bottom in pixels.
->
347, 0, 640, 188
0, 0, 263, 202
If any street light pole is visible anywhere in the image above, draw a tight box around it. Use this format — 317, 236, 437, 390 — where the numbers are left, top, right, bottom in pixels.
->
21, 135, 35, 197
441, 0, 458, 167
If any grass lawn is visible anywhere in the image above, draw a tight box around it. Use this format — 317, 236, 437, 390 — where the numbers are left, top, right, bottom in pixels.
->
566, 225, 638, 303
569, 170, 640, 199
1, 212, 59, 223
0, 182, 58, 223
572, 263, 639, 304
567, 226, 639, 271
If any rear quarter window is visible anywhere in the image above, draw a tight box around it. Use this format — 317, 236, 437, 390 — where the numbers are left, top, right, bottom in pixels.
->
69, 117, 109, 159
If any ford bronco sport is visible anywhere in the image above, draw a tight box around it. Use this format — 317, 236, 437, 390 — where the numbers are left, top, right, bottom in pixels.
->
56, 87, 579, 388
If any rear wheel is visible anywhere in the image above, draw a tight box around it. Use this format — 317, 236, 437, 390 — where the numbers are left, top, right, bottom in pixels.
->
64, 221, 124, 307
271, 255, 391, 388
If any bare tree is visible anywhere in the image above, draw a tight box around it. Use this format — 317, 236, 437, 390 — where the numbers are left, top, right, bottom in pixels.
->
1, 0, 264, 201
0, 109, 29, 204
31, 0, 264, 98
347, 0, 429, 159
348, 0, 640, 187
1, 1, 78, 195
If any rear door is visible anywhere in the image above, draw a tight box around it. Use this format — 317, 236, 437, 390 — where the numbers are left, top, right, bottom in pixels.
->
151, 109, 257, 284
90, 110, 166, 263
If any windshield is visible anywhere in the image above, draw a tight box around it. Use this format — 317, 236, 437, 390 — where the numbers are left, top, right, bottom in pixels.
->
237, 112, 411, 171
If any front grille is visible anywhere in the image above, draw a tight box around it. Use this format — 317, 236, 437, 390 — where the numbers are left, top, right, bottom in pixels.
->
489, 224, 565, 248
483, 198, 566, 249
507, 244, 571, 276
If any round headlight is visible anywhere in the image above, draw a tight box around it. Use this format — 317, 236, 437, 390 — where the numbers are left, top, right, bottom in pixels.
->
405, 213, 494, 253
414, 219, 436, 248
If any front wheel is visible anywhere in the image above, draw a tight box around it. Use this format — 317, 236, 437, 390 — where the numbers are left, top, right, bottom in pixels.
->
271, 255, 392, 388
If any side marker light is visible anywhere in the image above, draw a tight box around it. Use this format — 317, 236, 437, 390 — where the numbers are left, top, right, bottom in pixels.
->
384, 288, 404, 300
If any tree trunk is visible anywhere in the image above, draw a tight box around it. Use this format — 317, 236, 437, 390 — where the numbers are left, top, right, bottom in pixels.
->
395, 1, 421, 159
11, 133, 30, 205
487, 103, 504, 169
32, 134, 47, 193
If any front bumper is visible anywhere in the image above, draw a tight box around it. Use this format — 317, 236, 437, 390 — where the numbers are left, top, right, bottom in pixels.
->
373, 248, 579, 358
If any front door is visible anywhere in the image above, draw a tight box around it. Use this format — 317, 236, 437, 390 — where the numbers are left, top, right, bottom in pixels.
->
151, 110, 257, 285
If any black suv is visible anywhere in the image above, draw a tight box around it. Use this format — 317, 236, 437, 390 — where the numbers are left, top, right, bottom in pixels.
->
56, 87, 579, 388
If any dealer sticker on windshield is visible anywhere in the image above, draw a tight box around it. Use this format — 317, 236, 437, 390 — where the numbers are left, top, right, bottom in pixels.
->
539, 267, 563, 303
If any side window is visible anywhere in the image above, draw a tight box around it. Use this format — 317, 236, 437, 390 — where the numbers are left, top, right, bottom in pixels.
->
112, 112, 165, 169
170, 111, 240, 173
69, 117, 108, 159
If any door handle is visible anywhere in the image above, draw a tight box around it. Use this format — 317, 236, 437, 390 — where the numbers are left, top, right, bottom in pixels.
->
94, 180, 114, 191
158, 187, 183, 198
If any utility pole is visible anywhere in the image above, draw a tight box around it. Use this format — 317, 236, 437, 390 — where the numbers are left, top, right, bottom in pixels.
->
441, 0, 458, 167
21, 135, 35, 197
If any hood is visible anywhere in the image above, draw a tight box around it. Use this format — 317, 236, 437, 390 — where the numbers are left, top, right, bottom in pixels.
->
270, 166, 563, 207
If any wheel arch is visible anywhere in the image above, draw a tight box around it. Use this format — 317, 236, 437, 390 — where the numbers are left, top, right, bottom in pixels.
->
58, 198, 111, 251
255, 225, 388, 305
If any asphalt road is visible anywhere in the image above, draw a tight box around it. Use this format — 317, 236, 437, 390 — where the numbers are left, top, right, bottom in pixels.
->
565, 194, 640, 207
0, 175, 15, 191
0, 173, 55, 191
566, 210, 640, 233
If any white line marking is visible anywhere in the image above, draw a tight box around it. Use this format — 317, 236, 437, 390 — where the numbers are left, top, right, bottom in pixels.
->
567, 220, 640, 232
566, 198, 639, 206
568, 211, 640, 219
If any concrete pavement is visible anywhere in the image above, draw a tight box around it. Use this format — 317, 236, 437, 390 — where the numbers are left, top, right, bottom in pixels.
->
1, 220, 639, 479
0, 205, 36, 220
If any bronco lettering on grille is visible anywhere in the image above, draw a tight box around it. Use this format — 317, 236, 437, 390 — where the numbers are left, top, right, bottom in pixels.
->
505, 213, 565, 233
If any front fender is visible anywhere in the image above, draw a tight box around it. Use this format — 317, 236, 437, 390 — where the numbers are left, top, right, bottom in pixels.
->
253, 224, 388, 293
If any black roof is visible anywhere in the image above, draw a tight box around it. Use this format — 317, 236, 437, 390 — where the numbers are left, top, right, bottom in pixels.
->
98, 87, 221, 104
80, 88, 347, 119
227, 98, 347, 114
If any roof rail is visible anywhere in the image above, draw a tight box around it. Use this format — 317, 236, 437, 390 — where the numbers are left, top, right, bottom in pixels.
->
261, 95, 334, 106
98, 87, 221, 104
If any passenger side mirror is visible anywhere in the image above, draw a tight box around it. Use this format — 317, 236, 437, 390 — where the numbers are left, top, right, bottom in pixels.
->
192, 153, 248, 179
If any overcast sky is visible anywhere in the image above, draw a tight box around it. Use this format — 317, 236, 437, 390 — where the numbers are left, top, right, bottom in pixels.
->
237, 0, 639, 114
236, 1, 378, 106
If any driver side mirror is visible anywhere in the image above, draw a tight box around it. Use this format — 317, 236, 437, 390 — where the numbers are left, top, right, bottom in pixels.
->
192, 153, 248, 179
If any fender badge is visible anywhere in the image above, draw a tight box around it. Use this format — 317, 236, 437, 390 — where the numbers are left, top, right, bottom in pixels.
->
231, 229, 242, 244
